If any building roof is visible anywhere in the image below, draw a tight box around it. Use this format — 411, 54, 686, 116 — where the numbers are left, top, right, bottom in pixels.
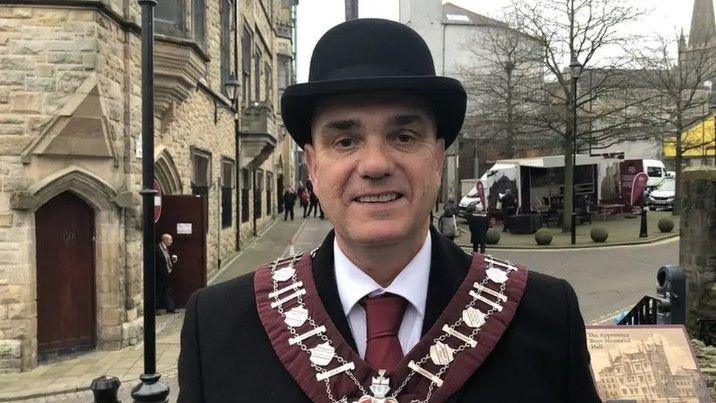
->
442, 2, 508, 28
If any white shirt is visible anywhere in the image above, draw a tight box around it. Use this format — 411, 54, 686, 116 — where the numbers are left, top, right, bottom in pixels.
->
334, 232, 432, 358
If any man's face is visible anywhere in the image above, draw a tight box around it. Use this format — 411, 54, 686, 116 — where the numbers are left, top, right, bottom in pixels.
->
164, 235, 173, 247
305, 92, 445, 248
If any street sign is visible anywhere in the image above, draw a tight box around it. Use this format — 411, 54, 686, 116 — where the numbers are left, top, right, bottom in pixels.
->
154, 179, 162, 223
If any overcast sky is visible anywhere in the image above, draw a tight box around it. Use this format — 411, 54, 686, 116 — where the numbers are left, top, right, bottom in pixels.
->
295, 0, 698, 82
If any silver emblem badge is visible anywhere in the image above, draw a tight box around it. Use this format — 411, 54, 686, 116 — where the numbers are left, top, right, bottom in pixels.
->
462, 306, 486, 328
486, 267, 508, 284
355, 369, 398, 402
309, 342, 336, 366
429, 341, 456, 366
284, 306, 309, 328
272, 266, 296, 282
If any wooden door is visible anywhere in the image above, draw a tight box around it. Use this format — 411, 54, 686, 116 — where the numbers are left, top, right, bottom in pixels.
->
36, 192, 96, 357
155, 195, 207, 307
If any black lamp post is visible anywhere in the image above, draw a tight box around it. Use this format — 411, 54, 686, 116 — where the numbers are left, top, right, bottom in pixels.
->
569, 56, 582, 245
131, 1, 169, 401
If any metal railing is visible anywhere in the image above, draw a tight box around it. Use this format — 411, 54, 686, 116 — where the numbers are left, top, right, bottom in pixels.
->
617, 295, 661, 325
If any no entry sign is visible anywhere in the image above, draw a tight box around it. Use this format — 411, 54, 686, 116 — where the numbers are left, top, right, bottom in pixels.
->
154, 179, 162, 223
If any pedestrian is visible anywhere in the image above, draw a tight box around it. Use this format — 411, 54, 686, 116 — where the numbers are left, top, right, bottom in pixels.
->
297, 183, 309, 217
179, 19, 599, 402
155, 233, 176, 314
283, 187, 296, 221
307, 189, 319, 217
437, 208, 457, 241
500, 189, 517, 232
466, 206, 488, 253
443, 196, 457, 216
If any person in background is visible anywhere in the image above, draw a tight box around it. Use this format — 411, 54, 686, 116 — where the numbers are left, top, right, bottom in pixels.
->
443, 196, 457, 216
155, 233, 177, 314
297, 183, 309, 218
307, 189, 319, 218
283, 187, 296, 221
466, 205, 488, 253
438, 208, 458, 241
499, 189, 517, 232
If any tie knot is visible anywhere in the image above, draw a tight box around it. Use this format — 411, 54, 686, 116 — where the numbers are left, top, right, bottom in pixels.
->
361, 293, 407, 339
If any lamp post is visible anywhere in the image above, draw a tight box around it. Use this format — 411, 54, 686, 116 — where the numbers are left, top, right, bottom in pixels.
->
569, 56, 582, 245
132, 1, 169, 401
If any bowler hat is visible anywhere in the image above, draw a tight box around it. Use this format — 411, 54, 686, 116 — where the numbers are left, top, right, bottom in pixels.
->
280, 18, 467, 149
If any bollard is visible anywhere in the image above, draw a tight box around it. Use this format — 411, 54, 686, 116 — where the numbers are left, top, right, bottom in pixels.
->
91, 375, 121, 403
656, 264, 686, 324
639, 207, 648, 237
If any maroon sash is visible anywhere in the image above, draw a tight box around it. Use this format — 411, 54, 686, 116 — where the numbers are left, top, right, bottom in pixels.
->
255, 253, 528, 402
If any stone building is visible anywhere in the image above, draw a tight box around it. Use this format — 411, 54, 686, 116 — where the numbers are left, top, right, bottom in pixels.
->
0, 0, 297, 372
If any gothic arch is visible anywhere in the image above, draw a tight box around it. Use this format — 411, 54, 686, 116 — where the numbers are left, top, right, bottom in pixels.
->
26, 166, 117, 212
155, 147, 183, 195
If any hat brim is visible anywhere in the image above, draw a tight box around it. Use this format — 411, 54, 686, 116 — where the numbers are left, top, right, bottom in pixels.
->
280, 76, 467, 149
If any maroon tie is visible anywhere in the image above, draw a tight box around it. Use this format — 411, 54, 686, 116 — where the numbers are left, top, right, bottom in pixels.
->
361, 293, 407, 371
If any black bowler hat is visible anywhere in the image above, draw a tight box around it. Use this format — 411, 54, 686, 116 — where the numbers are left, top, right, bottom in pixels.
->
281, 18, 467, 149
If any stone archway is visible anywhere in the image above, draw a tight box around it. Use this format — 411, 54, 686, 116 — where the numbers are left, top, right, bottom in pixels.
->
155, 147, 182, 195
18, 167, 124, 364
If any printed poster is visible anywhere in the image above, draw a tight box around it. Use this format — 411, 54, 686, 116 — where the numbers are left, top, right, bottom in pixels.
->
586, 325, 711, 402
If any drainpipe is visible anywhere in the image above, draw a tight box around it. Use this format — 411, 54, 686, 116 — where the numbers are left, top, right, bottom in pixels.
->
233, 0, 241, 251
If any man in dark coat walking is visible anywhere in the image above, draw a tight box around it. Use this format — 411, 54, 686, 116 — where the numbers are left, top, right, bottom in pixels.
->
283, 187, 297, 221
155, 233, 176, 314
179, 19, 599, 403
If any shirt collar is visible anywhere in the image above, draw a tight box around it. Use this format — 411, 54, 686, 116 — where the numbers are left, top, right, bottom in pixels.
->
333, 231, 432, 317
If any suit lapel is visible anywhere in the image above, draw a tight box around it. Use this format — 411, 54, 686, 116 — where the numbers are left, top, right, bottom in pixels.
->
311, 230, 358, 351
422, 226, 471, 335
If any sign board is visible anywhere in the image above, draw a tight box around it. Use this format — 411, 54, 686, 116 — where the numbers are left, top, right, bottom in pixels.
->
153, 179, 162, 223
475, 180, 486, 212
176, 223, 192, 235
619, 159, 644, 206
586, 325, 710, 402
630, 172, 649, 207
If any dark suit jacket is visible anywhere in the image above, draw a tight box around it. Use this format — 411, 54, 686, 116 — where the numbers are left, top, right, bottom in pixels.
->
155, 245, 171, 287
178, 228, 601, 402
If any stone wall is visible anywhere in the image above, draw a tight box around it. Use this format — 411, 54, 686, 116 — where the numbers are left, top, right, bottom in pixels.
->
679, 167, 716, 337
692, 339, 716, 400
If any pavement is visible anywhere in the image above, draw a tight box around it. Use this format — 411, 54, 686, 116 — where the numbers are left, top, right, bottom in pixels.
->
451, 210, 679, 249
0, 213, 679, 401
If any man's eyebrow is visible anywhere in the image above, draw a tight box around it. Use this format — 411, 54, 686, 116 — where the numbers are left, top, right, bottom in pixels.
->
388, 114, 426, 126
324, 119, 360, 130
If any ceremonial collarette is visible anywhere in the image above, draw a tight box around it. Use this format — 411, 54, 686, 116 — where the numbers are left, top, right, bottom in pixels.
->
254, 252, 528, 403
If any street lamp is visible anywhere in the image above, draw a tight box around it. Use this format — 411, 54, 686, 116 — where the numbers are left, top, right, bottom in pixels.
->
569, 56, 582, 245
132, 0, 170, 401
215, 72, 240, 123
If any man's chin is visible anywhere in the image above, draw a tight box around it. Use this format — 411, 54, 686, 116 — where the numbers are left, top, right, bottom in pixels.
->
341, 224, 422, 248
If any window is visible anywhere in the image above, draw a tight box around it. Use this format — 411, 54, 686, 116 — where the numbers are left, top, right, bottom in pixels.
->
220, 0, 233, 97
277, 55, 292, 102
154, 0, 205, 47
647, 166, 663, 178
254, 170, 263, 218
266, 171, 273, 215
221, 159, 234, 228
191, 147, 211, 196
254, 51, 261, 102
241, 168, 250, 223
241, 27, 252, 106
264, 63, 272, 103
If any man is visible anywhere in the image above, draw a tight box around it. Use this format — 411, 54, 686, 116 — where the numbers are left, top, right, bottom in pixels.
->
283, 186, 297, 221
155, 233, 176, 314
179, 19, 599, 402
500, 189, 517, 232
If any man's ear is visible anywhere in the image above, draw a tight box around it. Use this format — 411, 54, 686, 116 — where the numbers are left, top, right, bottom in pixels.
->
304, 143, 318, 187
434, 138, 446, 175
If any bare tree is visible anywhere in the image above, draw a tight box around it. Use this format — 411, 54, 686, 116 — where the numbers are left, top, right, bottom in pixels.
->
512, 0, 646, 232
633, 33, 716, 213
457, 16, 548, 159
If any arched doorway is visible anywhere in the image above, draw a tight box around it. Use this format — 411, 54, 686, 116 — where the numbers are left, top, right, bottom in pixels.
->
35, 192, 96, 358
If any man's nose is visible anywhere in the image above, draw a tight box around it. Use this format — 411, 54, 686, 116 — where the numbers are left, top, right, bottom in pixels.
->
356, 141, 393, 179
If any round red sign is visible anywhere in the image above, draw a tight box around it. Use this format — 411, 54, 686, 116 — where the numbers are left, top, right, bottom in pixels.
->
153, 179, 162, 223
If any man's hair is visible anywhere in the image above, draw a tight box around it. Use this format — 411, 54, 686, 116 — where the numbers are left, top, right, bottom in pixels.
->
161, 233, 172, 242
